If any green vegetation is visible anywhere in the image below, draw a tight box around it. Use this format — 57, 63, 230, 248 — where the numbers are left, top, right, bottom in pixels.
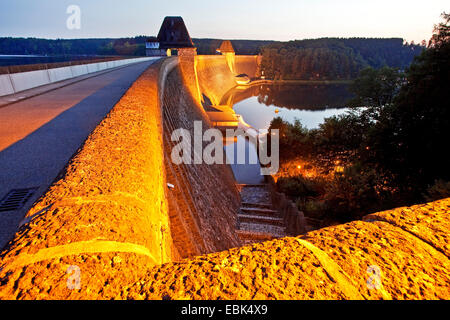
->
0, 37, 271, 56
260, 38, 424, 80
0, 36, 425, 68
270, 14, 450, 224
0, 36, 148, 56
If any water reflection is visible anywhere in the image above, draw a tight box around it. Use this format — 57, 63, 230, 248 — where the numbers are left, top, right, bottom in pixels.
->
224, 136, 264, 184
225, 83, 353, 130
223, 83, 353, 183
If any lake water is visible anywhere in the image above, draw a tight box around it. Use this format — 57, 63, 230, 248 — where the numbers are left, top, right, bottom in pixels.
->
227, 83, 353, 130
224, 83, 353, 183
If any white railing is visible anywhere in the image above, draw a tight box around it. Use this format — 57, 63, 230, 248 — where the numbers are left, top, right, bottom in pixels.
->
0, 57, 157, 97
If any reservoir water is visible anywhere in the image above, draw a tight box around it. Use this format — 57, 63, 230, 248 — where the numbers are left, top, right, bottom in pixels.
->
224, 83, 353, 183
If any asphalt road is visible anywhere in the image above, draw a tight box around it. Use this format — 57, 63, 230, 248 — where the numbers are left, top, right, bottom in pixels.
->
0, 59, 158, 250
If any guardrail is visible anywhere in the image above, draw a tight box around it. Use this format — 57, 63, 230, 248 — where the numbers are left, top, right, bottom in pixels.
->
0, 57, 156, 97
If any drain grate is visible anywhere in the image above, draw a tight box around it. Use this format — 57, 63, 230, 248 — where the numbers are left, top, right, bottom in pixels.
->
0, 188, 38, 212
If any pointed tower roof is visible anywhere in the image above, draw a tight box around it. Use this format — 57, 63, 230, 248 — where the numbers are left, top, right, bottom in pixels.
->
217, 40, 235, 53
157, 16, 195, 49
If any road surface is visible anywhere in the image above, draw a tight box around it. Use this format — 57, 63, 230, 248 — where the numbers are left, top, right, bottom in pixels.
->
0, 59, 158, 250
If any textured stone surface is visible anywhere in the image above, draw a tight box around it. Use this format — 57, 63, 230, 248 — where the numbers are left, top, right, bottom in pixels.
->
0, 55, 448, 300
162, 62, 242, 256
195, 55, 259, 106
1, 197, 448, 299
363, 198, 450, 257
0, 58, 178, 299
125, 198, 449, 300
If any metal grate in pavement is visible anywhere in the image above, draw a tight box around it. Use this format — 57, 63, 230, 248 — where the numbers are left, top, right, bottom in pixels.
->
0, 188, 38, 212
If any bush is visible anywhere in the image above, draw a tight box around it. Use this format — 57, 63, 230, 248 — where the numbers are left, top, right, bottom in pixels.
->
303, 200, 328, 219
323, 164, 392, 221
276, 176, 324, 199
424, 180, 450, 202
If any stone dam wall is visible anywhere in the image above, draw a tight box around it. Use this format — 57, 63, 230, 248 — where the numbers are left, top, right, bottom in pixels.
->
0, 56, 448, 299
161, 59, 242, 257
195, 55, 260, 106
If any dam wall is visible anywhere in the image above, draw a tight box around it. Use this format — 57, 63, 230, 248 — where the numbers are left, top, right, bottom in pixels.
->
161, 60, 242, 257
194, 55, 259, 105
234, 55, 260, 78
0, 55, 247, 298
0, 55, 448, 299
1, 188, 448, 299
124, 197, 450, 300
0, 58, 181, 299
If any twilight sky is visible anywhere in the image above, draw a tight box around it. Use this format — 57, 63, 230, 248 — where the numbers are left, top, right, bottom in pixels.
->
0, 0, 447, 42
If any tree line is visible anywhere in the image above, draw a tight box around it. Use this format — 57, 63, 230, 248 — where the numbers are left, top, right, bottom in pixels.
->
0, 36, 148, 56
269, 13, 450, 224
260, 38, 424, 80
0, 37, 272, 56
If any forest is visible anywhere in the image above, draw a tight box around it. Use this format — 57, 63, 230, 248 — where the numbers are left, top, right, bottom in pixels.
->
0, 37, 148, 56
0, 36, 272, 56
0, 36, 423, 79
260, 38, 424, 80
269, 13, 450, 226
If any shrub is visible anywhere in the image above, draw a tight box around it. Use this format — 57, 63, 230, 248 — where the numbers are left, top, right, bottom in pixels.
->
276, 176, 324, 199
424, 180, 450, 202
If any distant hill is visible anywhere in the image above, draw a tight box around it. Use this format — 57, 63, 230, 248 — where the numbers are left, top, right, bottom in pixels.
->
0, 37, 423, 80
0, 37, 148, 56
0, 37, 272, 56
260, 38, 424, 80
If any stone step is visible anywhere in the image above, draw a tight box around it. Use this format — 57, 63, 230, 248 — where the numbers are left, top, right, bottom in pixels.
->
237, 184, 268, 188
236, 229, 275, 242
238, 222, 286, 238
240, 239, 260, 246
241, 202, 272, 209
238, 214, 284, 226
241, 207, 279, 217
241, 192, 271, 202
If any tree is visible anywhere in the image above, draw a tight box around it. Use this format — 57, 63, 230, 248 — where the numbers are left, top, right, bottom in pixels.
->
429, 12, 450, 48
259, 38, 422, 81
367, 12, 450, 198
348, 66, 404, 116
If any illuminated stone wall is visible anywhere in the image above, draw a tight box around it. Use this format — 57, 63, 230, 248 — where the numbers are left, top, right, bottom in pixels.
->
162, 62, 242, 257
194, 55, 259, 105
124, 197, 449, 300
0, 58, 181, 299
1, 55, 447, 300
1, 190, 448, 299
0, 55, 249, 299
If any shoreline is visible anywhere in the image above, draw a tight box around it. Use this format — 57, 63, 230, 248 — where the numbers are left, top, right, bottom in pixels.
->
247, 79, 352, 86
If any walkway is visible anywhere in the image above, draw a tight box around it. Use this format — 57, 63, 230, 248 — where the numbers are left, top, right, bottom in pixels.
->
0, 59, 158, 250
236, 184, 287, 245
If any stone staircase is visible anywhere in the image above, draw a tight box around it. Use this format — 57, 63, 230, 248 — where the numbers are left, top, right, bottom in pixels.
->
236, 184, 287, 245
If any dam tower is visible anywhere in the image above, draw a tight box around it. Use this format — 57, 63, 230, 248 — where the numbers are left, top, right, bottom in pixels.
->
217, 40, 236, 74
157, 16, 197, 57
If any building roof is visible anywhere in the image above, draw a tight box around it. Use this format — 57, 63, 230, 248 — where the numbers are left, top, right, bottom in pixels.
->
217, 40, 235, 53
146, 37, 158, 43
157, 16, 195, 49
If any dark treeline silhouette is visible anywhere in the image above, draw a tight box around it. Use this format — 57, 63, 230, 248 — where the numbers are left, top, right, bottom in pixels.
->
255, 84, 353, 110
260, 38, 424, 80
0, 37, 273, 56
0, 37, 423, 78
269, 13, 450, 224
0, 37, 149, 56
